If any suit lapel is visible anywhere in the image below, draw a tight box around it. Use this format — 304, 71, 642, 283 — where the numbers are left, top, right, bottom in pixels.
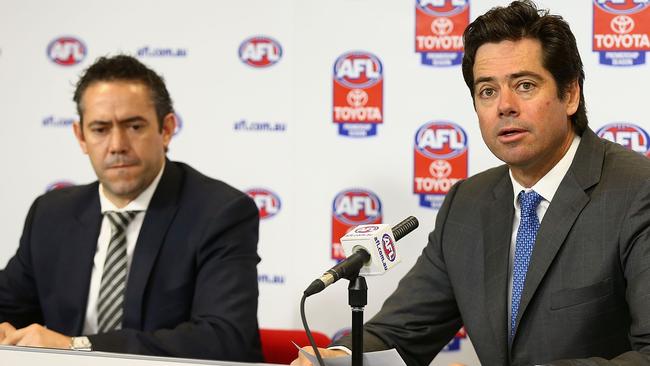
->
123, 161, 183, 329
67, 185, 102, 334
483, 170, 515, 356
515, 130, 604, 334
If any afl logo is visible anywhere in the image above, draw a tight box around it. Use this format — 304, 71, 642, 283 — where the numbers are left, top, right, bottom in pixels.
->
597, 123, 650, 156
246, 188, 282, 219
47, 36, 86, 66
416, 0, 468, 17
415, 121, 468, 159
594, 0, 647, 15
238, 36, 282, 68
333, 189, 382, 226
333, 51, 383, 89
381, 233, 397, 262
46, 181, 74, 192
354, 225, 379, 234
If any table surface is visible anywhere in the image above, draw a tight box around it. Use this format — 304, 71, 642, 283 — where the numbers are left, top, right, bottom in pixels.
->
0, 344, 283, 366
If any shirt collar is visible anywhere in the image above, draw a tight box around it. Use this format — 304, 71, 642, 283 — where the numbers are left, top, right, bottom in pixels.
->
510, 134, 581, 208
99, 161, 165, 213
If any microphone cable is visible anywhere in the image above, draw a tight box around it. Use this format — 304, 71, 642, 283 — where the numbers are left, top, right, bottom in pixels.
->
300, 293, 326, 366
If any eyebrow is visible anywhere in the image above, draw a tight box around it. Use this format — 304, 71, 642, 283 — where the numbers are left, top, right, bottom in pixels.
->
474, 70, 544, 87
87, 116, 148, 125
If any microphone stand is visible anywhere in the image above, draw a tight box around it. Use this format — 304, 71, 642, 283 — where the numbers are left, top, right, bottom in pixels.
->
348, 275, 367, 366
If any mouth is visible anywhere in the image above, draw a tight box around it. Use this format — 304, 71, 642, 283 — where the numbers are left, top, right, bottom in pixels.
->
106, 163, 138, 170
497, 127, 528, 142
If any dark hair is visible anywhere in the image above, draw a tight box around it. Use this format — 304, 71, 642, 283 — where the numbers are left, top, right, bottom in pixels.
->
461, 0, 587, 135
73, 55, 174, 131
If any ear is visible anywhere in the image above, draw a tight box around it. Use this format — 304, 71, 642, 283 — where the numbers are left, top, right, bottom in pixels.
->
73, 121, 88, 154
564, 79, 580, 116
161, 113, 177, 149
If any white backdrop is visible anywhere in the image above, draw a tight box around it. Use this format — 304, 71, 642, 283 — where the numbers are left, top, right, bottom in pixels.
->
0, 1, 648, 364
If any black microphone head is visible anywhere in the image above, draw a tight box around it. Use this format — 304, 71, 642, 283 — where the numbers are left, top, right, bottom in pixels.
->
392, 216, 419, 241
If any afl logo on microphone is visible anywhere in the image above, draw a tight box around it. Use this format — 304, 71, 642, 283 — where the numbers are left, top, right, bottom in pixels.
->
331, 189, 383, 261
46, 181, 75, 192
597, 122, 650, 157
238, 36, 282, 68
246, 188, 282, 219
381, 234, 397, 262
593, 0, 649, 66
332, 51, 384, 137
354, 225, 380, 234
47, 36, 86, 66
414, 121, 468, 210
415, 0, 469, 67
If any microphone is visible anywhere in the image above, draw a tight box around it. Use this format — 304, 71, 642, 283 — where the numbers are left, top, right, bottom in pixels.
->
304, 216, 419, 296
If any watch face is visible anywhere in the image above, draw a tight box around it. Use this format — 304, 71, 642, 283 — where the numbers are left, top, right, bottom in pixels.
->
72, 336, 92, 350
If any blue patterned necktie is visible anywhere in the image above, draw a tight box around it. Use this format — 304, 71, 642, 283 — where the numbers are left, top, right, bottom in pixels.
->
510, 190, 543, 341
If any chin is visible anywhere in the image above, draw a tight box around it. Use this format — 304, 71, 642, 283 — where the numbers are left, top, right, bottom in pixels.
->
495, 146, 534, 162
106, 181, 144, 198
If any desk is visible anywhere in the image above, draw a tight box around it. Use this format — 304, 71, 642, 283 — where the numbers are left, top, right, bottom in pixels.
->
0, 345, 281, 366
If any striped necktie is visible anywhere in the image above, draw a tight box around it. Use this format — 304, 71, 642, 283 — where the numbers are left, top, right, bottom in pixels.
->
510, 190, 543, 341
97, 210, 138, 332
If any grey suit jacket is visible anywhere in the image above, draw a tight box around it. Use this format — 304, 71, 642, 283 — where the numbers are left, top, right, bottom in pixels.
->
335, 129, 650, 366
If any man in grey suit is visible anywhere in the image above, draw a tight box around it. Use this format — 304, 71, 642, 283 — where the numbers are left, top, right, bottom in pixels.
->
293, 1, 650, 365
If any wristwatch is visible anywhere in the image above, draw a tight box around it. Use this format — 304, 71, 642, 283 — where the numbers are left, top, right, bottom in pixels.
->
70, 336, 93, 351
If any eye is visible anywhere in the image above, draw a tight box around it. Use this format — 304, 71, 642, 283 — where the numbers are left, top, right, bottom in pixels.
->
517, 81, 535, 92
90, 126, 107, 134
478, 87, 496, 98
128, 122, 145, 131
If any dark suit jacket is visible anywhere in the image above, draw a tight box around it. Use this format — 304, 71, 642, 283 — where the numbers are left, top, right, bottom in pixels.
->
0, 161, 263, 362
335, 129, 650, 366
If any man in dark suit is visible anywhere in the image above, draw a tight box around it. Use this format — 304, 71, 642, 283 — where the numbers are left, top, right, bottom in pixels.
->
293, 1, 650, 365
0, 55, 263, 362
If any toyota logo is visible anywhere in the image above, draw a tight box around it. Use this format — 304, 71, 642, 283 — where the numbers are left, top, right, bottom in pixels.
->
430, 17, 454, 36
610, 15, 635, 34
346, 89, 369, 107
429, 160, 452, 179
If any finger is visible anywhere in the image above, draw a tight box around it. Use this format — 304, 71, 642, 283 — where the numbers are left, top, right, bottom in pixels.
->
1, 327, 26, 345
318, 347, 347, 358
12, 324, 69, 349
0, 322, 16, 333
290, 358, 313, 366
0, 322, 16, 330
293, 346, 347, 364
300, 345, 316, 355
290, 353, 313, 366
0, 322, 16, 341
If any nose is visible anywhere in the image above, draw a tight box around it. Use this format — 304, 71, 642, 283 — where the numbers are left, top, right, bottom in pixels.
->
497, 88, 519, 118
108, 127, 129, 154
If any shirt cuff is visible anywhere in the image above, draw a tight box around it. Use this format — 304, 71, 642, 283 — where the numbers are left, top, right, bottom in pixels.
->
327, 345, 352, 355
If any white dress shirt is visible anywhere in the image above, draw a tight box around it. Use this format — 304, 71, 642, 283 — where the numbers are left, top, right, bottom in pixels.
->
82, 163, 165, 335
507, 135, 581, 334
